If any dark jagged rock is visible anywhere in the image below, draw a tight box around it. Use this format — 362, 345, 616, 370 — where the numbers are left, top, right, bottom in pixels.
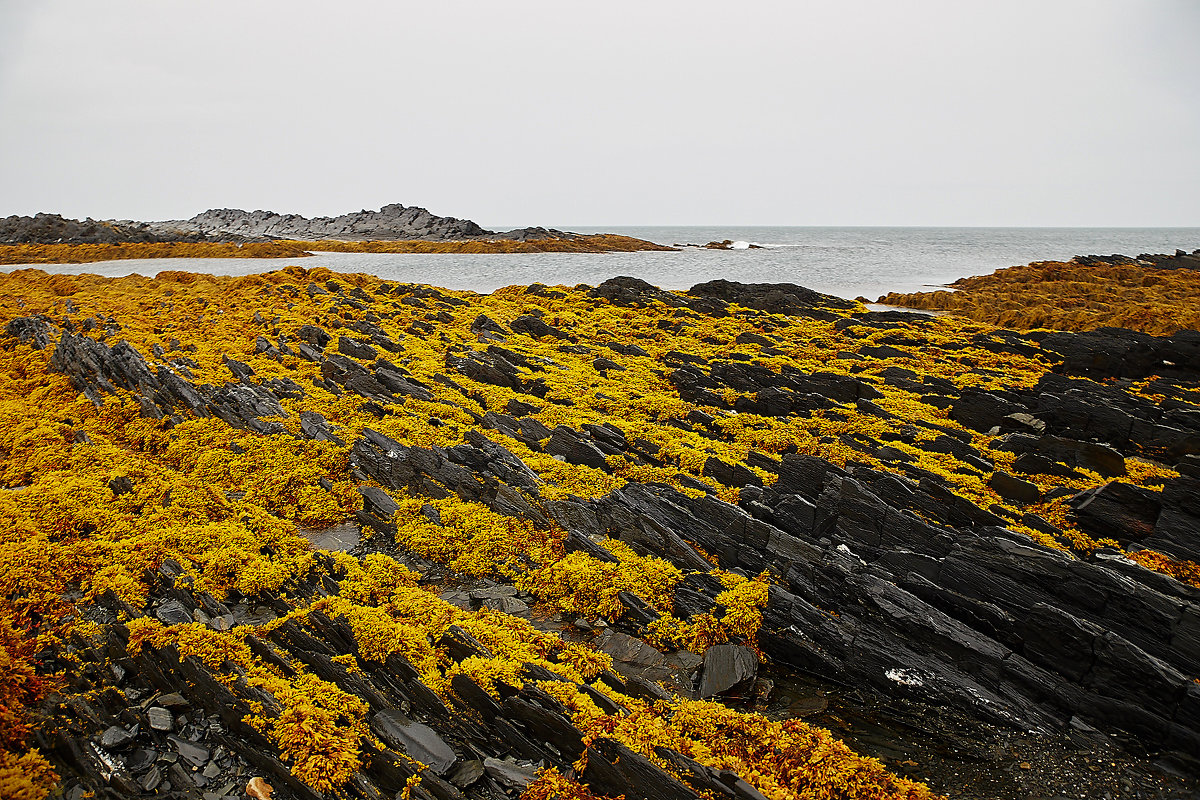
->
687, 280, 856, 316
545, 427, 609, 470
155, 203, 492, 242
4, 315, 55, 349
1042, 327, 1200, 381
988, 471, 1041, 503
702, 456, 761, 489
371, 712, 457, 775
589, 277, 688, 308
1142, 476, 1200, 563
350, 428, 545, 525
697, 645, 758, 698
950, 389, 1029, 432
0, 212, 200, 244
296, 324, 332, 349
1068, 482, 1161, 546
482, 758, 537, 789
337, 335, 378, 360
510, 315, 569, 340
46, 327, 288, 434
584, 738, 702, 800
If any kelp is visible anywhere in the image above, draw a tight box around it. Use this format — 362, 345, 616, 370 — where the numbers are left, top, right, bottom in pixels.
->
0, 233, 672, 266
877, 259, 1200, 335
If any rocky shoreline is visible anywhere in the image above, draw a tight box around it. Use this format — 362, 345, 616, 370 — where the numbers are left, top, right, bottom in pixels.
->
0, 205, 674, 262
0, 205, 633, 247
1, 265, 1199, 800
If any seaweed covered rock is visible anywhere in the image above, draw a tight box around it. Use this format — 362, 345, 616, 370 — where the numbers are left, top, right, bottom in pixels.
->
1, 265, 1198, 800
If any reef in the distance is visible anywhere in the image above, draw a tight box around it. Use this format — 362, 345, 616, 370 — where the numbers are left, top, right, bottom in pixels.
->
1, 267, 1198, 800
877, 249, 1200, 335
0, 205, 676, 263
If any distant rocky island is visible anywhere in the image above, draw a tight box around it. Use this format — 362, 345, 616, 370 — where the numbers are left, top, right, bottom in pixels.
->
0, 204, 673, 260
0, 203, 555, 244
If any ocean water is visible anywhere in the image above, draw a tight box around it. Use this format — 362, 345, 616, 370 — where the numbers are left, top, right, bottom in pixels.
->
10, 227, 1200, 301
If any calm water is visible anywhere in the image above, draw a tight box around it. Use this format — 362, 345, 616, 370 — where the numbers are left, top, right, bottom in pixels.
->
10, 227, 1200, 300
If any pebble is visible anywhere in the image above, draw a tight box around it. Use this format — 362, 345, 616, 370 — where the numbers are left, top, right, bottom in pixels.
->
483, 758, 537, 789
168, 735, 210, 767
147, 707, 173, 731
155, 600, 194, 625
156, 692, 190, 709
99, 725, 135, 751
448, 759, 485, 788
246, 777, 273, 799
140, 766, 163, 792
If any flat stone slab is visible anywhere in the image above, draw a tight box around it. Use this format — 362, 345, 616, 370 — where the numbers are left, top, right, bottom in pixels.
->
698, 644, 758, 698
299, 522, 361, 552
372, 711, 457, 774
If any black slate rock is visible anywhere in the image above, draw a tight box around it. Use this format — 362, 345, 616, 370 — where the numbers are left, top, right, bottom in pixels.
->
989, 471, 1042, 503
100, 725, 136, 751
698, 644, 758, 698
372, 711, 457, 775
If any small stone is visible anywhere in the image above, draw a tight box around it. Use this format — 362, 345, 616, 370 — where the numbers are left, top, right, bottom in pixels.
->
202, 761, 222, 779
156, 692, 189, 709
155, 600, 193, 625
246, 777, 273, 799
489, 596, 530, 615
140, 765, 163, 792
100, 725, 135, 751
148, 707, 173, 731
168, 735, 210, 767
208, 614, 235, 631
371, 712, 457, 775
128, 748, 157, 773
468, 585, 519, 602
698, 644, 758, 698
448, 758, 485, 788
483, 758, 536, 789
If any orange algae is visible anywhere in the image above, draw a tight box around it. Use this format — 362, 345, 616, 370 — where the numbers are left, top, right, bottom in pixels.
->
0, 241, 313, 265
0, 234, 672, 266
877, 260, 1200, 335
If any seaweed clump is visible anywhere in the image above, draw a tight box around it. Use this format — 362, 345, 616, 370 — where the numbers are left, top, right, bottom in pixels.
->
877, 252, 1200, 335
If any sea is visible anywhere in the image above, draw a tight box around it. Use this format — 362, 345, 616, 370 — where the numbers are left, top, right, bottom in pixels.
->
11, 226, 1200, 301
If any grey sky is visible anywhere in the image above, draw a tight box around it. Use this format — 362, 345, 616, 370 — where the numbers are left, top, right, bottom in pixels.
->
1, 0, 1197, 227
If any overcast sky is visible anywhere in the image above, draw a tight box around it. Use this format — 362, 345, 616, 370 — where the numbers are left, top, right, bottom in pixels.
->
1, 1, 1197, 227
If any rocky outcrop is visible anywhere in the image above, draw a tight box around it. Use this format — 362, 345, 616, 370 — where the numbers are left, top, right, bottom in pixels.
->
0, 212, 200, 244
687, 280, 857, 316
154, 204, 494, 242
343, 427, 1200, 758
49, 329, 292, 434
2, 205, 585, 245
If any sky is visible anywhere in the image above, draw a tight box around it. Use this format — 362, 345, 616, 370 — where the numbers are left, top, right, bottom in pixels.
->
0, 1, 1197, 228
